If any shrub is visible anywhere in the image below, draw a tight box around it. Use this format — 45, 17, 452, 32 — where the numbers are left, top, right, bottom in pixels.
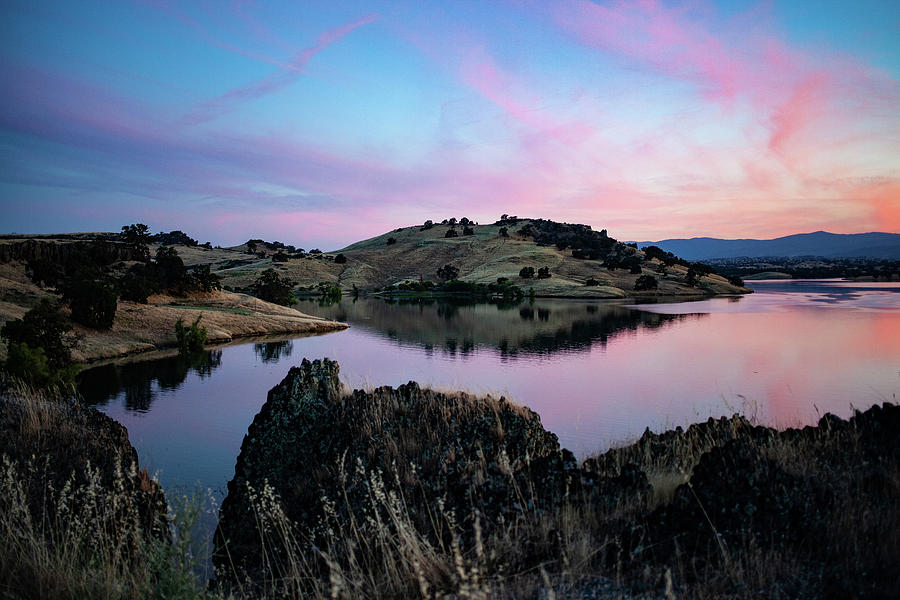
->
386, 238, 397, 246
251, 269, 297, 305
537, 266, 551, 279
317, 282, 342, 301
585, 277, 599, 286
174, 314, 207, 353
519, 266, 535, 279
462, 226, 474, 236
728, 275, 745, 287
334, 253, 347, 264
499, 227, 509, 238
272, 251, 289, 263
634, 274, 659, 291
444, 229, 458, 238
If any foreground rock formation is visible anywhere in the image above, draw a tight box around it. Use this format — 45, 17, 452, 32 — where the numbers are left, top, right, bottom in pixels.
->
0, 380, 167, 538
216, 360, 899, 598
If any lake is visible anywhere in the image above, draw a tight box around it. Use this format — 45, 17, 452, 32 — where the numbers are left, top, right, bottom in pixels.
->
78, 280, 900, 501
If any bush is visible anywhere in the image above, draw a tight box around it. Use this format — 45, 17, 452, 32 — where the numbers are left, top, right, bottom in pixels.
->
634, 274, 659, 291
444, 229, 458, 238
499, 227, 509, 238
317, 282, 342, 301
585, 277, 599, 286
728, 275, 745, 287
272, 251, 289, 263
519, 266, 535, 279
61, 272, 117, 330
251, 269, 297, 305
537, 267, 551, 279
334, 253, 347, 264
462, 226, 474, 236
386, 238, 397, 246
174, 314, 207, 353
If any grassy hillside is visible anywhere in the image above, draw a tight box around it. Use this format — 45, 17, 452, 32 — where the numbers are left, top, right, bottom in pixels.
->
214, 219, 749, 298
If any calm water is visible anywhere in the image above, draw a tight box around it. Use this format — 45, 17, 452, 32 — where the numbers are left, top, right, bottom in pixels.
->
78, 280, 900, 500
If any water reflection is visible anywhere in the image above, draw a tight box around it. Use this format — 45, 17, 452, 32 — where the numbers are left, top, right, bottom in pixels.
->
253, 340, 293, 363
79, 350, 223, 412
298, 298, 691, 357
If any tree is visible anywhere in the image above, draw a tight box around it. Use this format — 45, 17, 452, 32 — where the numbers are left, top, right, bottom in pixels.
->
727, 275, 744, 287
421, 220, 434, 231
685, 266, 699, 287
499, 227, 509, 238
251, 269, 297, 305
537, 266, 551, 279
1, 300, 78, 386
60, 270, 117, 330
585, 277, 599, 286
634, 274, 658, 291
155, 246, 189, 292
437, 264, 460, 281
192, 264, 221, 292
462, 226, 474, 236
334, 253, 347, 264
272, 251, 289, 262
445, 229, 459, 238
386, 237, 397, 246
519, 267, 535, 279
459, 217, 470, 226
121, 223, 151, 261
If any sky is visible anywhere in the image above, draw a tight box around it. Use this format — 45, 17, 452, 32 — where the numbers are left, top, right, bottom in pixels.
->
1, 0, 899, 250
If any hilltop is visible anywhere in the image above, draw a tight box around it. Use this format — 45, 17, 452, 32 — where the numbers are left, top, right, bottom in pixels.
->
209, 217, 749, 298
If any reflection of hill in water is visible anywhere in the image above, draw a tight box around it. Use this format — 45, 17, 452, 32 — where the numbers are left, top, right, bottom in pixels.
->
299, 298, 694, 358
78, 350, 224, 412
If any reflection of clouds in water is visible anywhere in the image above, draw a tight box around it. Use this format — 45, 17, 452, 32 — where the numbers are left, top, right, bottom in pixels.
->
632, 281, 900, 315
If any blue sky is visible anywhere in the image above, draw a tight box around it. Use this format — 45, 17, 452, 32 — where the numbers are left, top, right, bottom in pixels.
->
2, 0, 898, 249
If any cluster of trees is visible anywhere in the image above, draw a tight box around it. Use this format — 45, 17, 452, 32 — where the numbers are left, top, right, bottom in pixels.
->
518, 266, 551, 279
250, 269, 297, 306
24, 224, 221, 332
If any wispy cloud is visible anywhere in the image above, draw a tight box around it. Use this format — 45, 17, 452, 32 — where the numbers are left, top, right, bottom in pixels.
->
182, 14, 376, 126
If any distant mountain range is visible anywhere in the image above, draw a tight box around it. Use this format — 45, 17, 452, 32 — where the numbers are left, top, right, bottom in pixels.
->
633, 231, 900, 261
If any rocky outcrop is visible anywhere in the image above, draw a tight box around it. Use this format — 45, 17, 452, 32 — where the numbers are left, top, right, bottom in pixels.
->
0, 238, 139, 264
0, 381, 167, 538
216, 359, 647, 581
624, 404, 900, 597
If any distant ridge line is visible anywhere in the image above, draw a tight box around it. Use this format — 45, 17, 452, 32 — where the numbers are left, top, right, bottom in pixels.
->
630, 231, 900, 261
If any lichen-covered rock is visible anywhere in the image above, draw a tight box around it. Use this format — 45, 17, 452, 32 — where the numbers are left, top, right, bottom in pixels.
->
216, 358, 589, 580
625, 403, 900, 597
